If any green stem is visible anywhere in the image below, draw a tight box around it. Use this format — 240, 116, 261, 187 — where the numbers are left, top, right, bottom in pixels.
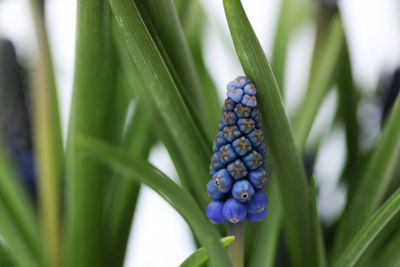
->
29, 1, 63, 266
228, 222, 244, 267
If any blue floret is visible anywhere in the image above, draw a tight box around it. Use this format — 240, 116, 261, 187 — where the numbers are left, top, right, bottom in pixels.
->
242, 150, 263, 170
207, 180, 227, 200
227, 88, 244, 103
227, 159, 248, 180
248, 168, 268, 189
226, 76, 251, 91
223, 198, 247, 223
207, 201, 226, 224
232, 180, 255, 203
213, 169, 234, 193
246, 190, 268, 221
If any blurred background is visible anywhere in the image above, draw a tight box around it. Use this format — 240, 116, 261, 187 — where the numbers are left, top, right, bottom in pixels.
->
0, 0, 400, 266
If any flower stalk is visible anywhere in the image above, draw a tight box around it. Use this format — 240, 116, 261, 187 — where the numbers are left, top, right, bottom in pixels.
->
228, 221, 245, 267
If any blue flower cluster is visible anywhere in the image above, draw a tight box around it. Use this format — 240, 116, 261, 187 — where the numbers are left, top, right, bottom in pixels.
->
207, 76, 269, 224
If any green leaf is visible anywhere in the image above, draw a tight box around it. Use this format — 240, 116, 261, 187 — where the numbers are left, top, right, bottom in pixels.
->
0, 237, 17, 267
372, 223, 400, 267
111, 21, 205, 212
28, 1, 64, 265
75, 135, 232, 267
184, 2, 221, 129
332, 86, 400, 259
336, 41, 360, 195
109, 0, 212, 207
134, 0, 212, 137
222, 0, 313, 265
333, 187, 400, 267
271, 0, 312, 94
292, 15, 345, 150
247, 178, 282, 267
104, 102, 155, 267
180, 236, 235, 267
0, 141, 42, 263
0, 201, 40, 267
309, 176, 327, 267
64, 1, 117, 266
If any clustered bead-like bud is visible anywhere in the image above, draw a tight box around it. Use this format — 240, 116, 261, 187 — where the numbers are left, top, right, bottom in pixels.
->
206, 76, 269, 224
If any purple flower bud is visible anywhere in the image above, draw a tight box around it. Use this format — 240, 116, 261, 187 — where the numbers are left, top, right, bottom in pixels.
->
213, 131, 228, 153
227, 88, 244, 103
246, 191, 268, 221
243, 150, 263, 170
248, 168, 268, 189
247, 207, 267, 221
226, 76, 251, 90
227, 159, 248, 180
232, 180, 255, 203
255, 143, 267, 158
247, 129, 264, 147
234, 103, 251, 118
223, 125, 241, 142
223, 98, 236, 111
210, 153, 224, 176
246, 190, 268, 212
221, 111, 237, 126
207, 180, 227, 200
213, 169, 234, 193
250, 108, 261, 123
223, 198, 247, 223
218, 144, 237, 164
238, 118, 255, 134
207, 201, 226, 224
242, 94, 257, 107
244, 83, 256, 95
232, 136, 252, 156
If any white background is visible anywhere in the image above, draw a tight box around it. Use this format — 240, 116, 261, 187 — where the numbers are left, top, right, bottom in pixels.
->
1, 0, 399, 266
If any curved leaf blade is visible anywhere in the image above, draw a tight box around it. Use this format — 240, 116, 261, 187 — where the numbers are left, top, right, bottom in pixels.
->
222, 0, 313, 265
75, 135, 232, 267
109, 0, 212, 208
0, 141, 42, 262
180, 236, 235, 267
29, 1, 64, 265
333, 88, 400, 258
333, 187, 400, 267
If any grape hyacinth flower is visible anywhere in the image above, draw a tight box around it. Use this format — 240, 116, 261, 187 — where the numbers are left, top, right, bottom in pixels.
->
0, 40, 36, 197
206, 76, 269, 224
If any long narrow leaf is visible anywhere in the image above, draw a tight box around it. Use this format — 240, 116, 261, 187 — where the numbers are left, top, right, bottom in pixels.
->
0, 237, 17, 267
247, 178, 282, 267
332, 89, 400, 259
111, 22, 206, 209
184, 2, 221, 129
109, 0, 212, 207
336, 41, 360, 196
76, 135, 232, 267
222, 0, 313, 265
309, 176, 327, 267
271, 0, 312, 94
29, 1, 64, 265
373, 225, 400, 267
64, 1, 117, 266
134, 0, 212, 136
292, 15, 345, 150
0, 201, 39, 267
0, 140, 42, 262
333, 187, 400, 267
104, 102, 155, 266
180, 236, 235, 267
